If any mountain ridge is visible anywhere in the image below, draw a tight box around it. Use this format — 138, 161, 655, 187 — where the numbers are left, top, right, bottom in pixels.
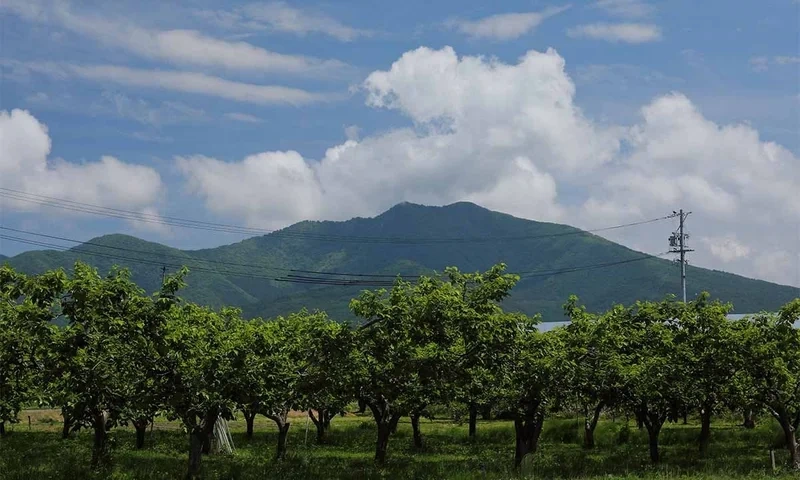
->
2, 202, 797, 321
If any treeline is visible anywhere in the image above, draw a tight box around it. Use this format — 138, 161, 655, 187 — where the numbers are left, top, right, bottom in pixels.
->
0, 262, 798, 479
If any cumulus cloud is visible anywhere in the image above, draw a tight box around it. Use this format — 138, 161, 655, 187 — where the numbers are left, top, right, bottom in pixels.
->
176, 46, 800, 287
700, 236, 751, 263
0, 109, 163, 223
2, 0, 346, 74
178, 46, 617, 229
177, 151, 322, 229
446, 6, 569, 40
567, 22, 662, 43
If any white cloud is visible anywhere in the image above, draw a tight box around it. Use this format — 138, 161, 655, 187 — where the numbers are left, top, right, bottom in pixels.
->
177, 151, 323, 229
750, 55, 800, 71
20, 62, 334, 106
232, 2, 370, 42
2, 0, 346, 74
593, 0, 655, 18
567, 22, 662, 43
224, 112, 263, 123
344, 125, 361, 141
701, 236, 751, 263
749, 56, 770, 72
775, 56, 800, 65
129, 131, 173, 143
177, 46, 619, 227
176, 46, 800, 287
99, 92, 205, 126
446, 6, 569, 40
754, 251, 799, 288
0, 109, 163, 223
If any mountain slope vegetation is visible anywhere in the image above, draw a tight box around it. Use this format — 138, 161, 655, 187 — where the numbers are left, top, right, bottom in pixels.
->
3, 202, 796, 321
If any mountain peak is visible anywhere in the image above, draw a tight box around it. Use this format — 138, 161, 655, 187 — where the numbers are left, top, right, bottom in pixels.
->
4, 203, 797, 323
377, 200, 492, 218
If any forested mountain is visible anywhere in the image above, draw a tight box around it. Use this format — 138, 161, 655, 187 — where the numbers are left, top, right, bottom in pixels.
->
3, 202, 797, 321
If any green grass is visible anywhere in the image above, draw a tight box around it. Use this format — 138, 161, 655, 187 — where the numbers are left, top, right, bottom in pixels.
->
0, 411, 796, 479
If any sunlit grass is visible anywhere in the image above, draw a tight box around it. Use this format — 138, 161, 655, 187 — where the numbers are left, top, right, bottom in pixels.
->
0, 409, 795, 479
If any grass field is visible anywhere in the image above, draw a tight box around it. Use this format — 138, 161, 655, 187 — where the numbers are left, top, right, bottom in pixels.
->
0, 409, 796, 479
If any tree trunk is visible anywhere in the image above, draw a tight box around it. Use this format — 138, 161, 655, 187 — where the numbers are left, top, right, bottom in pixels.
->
91, 412, 110, 468
743, 409, 756, 429
0, 421, 5, 437
267, 412, 291, 460
309, 409, 328, 444
277, 422, 290, 460
644, 420, 662, 464
201, 432, 211, 454
185, 410, 219, 480
789, 433, 800, 471
134, 420, 148, 450
187, 431, 205, 480
62, 412, 72, 439
481, 405, 492, 420
244, 410, 256, 439
583, 402, 604, 449
369, 400, 401, 464
773, 411, 800, 470
682, 411, 688, 425
468, 404, 478, 438
375, 421, 391, 464
699, 407, 712, 455
513, 410, 545, 468
411, 413, 423, 448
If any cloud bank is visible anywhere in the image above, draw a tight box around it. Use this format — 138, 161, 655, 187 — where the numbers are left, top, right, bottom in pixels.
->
0, 109, 163, 222
175, 46, 799, 286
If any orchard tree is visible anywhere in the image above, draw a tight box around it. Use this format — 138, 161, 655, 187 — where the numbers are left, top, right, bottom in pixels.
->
445, 264, 519, 438
672, 292, 737, 455
119, 269, 188, 449
351, 274, 463, 461
616, 298, 687, 464
296, 312, 358, 444
734, 299, 800, 470
48, 262, 152, 468
0, 266, 65, 436
161, 303, 245, 479
233, 311, 316, 459
492, 312, 561, 468
561, 296, 625, 449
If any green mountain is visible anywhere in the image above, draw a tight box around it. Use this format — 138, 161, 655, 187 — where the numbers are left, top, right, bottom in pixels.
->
4, 202, 797, 321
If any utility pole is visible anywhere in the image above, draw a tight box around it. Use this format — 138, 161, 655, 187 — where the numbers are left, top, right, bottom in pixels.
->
161, 265, 167, 285
668, 210, 693, 302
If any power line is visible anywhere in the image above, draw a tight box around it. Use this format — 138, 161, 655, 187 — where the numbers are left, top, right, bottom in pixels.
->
0, 226, 416, 278
0, 188, 673, 245
0, 226, 669, 281
0, 231, 670, 287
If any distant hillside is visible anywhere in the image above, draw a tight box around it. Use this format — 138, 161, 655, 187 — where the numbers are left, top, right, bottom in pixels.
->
5, 202, 798, 321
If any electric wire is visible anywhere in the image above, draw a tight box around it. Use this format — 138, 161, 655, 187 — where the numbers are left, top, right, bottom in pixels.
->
0, 188, 676, 244
0, 230, 670, 286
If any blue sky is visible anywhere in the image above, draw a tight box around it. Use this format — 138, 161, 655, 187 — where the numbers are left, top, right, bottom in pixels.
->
1, 0, 798, 287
